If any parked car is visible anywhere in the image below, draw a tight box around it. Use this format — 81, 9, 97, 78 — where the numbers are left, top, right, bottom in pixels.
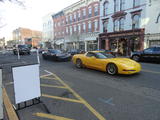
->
72, 51, 141, 75
13, 45, 30, 55
67, 49, 84, 56
42, 49, 71, 61
131, 46, 160, 62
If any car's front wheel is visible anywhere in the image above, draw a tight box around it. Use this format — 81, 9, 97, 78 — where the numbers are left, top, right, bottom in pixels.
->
107, 63, 118, 75
76, 59, 83, 68
132, 55, 140, 62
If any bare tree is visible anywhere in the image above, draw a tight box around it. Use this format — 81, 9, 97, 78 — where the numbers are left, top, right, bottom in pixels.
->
0, 0, 25, 7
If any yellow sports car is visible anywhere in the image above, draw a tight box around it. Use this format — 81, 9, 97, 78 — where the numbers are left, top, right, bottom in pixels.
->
72, 51, 141, 75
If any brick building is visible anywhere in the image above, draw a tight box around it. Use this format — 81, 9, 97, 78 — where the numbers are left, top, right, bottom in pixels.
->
52, 0, 100, 51
12, 27, 42, 47
99, 0, 160, 56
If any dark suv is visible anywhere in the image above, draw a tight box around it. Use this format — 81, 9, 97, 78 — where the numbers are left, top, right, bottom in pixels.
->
131, 46, 160, 62
13, 45, 30, 55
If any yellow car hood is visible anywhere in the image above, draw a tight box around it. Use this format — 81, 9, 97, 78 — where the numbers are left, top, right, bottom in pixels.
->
105, 58, 139, 66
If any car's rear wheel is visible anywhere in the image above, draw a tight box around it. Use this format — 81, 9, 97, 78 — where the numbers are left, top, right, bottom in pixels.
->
76, 59, 83, 68
132, 55, 140, 62
107, 63, 118, 75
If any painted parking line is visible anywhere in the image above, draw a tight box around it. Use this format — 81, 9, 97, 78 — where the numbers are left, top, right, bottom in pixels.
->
142, 69, 160, 74
41, 84, 67, 89
42, 71, 106, 120
42, 94, 83, 104
3, 87, 19, 120
42, 76, 58, 80
34, 113, 74, 120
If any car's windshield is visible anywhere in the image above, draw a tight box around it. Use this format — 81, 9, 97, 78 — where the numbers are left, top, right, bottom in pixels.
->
49, 50, 62, 54
95, 52, 115, 59
18, 45, 28, 48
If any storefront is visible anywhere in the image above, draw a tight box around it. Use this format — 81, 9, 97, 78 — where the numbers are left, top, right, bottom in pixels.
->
99, 29, 145, 56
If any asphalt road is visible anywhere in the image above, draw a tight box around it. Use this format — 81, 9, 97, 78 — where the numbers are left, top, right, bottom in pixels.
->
1, 52, 160, 120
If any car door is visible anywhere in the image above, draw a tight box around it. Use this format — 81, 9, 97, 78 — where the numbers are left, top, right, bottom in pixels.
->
85, 52, 98, 69
142, 47, 154, 61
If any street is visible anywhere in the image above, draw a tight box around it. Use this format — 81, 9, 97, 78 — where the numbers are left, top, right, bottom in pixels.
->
1, 52, 160, 120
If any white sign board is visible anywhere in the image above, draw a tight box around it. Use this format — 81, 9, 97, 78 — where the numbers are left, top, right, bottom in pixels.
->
0, 69, 3, 119
12, 64, 41, 104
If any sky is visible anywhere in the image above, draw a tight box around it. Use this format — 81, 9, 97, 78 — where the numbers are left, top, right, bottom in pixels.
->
0, 0, 78, 40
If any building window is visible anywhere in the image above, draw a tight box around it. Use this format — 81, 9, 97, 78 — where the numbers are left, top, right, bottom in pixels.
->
94, 5, 98, 16
120, 0, 125, 11
66, 27, 68, 34
66, 16, 68, 24
70, 15, 72, 23
132, 14, 140, 29
103, 20, 108, 32
78, 11, 81, 21
88, 21, 92, 32
114, 0, 119, 12
114, 19, 119, 31
74, 25, 77, 33
104, 2, 108, 16
133, 0, 140, 7
78, 24, 81, 33
74, 13, 76, 22
83, 9, 86, 19
88, 7, 92, 18
119, 18, 125, 30
70, 26, 72, 35
82, 22, 86, 32
94, 20, 98, 32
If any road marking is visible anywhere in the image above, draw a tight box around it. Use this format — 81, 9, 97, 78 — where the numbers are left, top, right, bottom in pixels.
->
142, 69, 160, 74
41, 84, 67, 89
3, 87, 19, 120
40, 74, 52, 78
99, 98, 115, 106
50, 72, 106, 120
34, 113, 74, 120
42, 94, 83, 104
41, 76, 58, 80
44, 70, 53, 75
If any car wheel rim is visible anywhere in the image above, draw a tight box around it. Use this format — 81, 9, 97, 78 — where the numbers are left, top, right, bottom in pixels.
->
76, 60, 81, 68
108, 64, 116, 75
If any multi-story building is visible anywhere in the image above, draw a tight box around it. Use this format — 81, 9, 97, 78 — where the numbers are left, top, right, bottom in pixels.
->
52, 0, 100, 51
12, 27, 42, 47
52, 11, 65, 49
63, 0, 100, 51
42, 12, 54, 48
144, 0, 160, 47
99, 0, 148, 56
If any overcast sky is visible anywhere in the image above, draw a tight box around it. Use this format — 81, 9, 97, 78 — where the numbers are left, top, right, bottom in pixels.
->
0, 0, 78, 39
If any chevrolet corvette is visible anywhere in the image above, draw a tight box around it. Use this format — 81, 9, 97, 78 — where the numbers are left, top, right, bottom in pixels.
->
72, 51, 141, 75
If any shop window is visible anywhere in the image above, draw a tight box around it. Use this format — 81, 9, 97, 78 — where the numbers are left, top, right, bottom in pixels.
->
132, 14, 140, 29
